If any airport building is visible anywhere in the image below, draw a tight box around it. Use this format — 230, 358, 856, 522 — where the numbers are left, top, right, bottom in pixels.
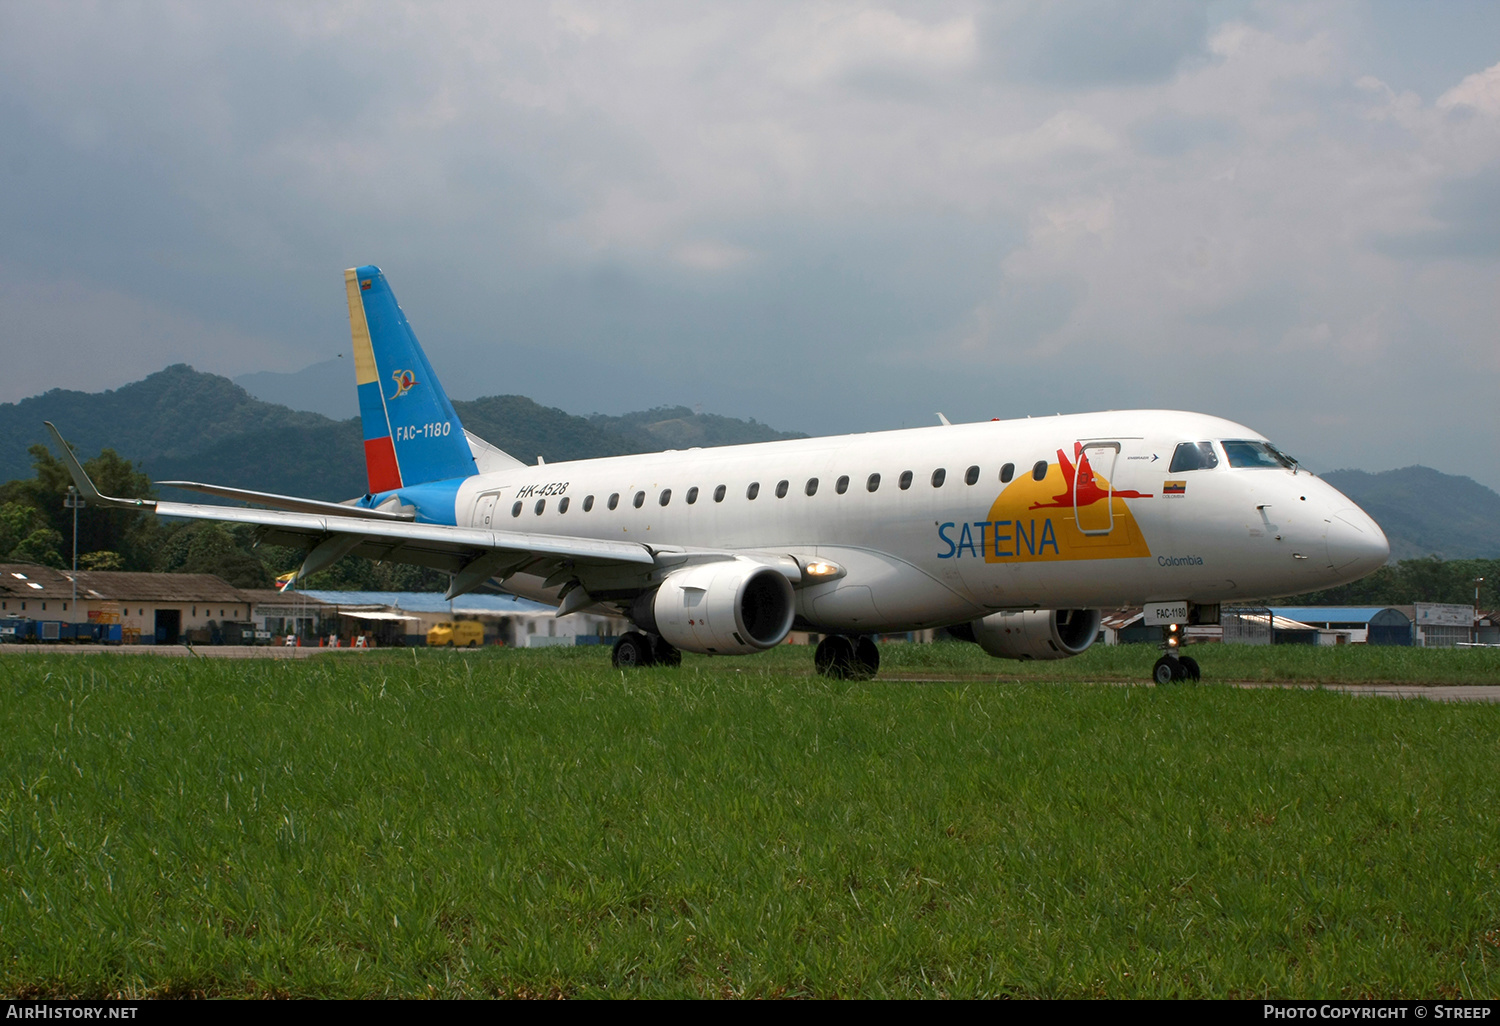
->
1, 564, 251, 643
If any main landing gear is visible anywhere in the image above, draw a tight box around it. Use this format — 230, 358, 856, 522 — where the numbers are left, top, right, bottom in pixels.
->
1152, 621, 1201, 684
611, 630, 681, 669
813, 635, 880, 680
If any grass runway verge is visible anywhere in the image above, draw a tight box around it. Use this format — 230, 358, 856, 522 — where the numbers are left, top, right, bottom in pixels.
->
2, 645, 1498, 997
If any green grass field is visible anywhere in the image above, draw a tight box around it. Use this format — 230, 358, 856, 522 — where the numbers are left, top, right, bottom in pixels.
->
2, 645, 1498, 998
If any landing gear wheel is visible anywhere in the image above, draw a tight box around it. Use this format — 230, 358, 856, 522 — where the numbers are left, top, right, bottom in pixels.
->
1180, 656, 1201, 682
612, 631, 654, 669
652, 636, 682, 667
1153, 657, 1180, 685
851, 636, 880, 681
814, 636, 856, 679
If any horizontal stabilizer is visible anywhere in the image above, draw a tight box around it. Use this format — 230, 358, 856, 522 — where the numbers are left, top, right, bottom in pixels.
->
155, 481, 413, 521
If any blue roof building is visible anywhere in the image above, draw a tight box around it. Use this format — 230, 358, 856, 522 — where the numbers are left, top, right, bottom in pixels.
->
1268, 607, 1412, 646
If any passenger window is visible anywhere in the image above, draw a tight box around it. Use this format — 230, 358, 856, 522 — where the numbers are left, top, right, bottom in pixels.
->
686, 486, 699, 505
714, 485, 727, 502
805, 478, 818, 496
931, 468, 946, 488
633, 491, 646, 508
659, 489, 671, 506
775, 479, 789, 498
965, 465, 979, 486
608, 493, 620, 510
558, 497, 570, 514
534, 499, 546, 515
1000, 463, 1014, 483
899, 471, 913, 490
511, 501, 522, 517
1032, 461, 1047, 481
747, 482, 760, 500
583, 495, 595, 512
1169, 441, 1220, 473
867, 473, 881, 492
836, 475, 849, 494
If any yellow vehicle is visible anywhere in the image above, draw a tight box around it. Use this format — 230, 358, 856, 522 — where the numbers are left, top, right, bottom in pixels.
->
427, 620, 484, 648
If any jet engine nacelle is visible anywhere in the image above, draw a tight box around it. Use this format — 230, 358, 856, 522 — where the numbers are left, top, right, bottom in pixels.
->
968, 608, 1101, 661
635, 561, 796, 655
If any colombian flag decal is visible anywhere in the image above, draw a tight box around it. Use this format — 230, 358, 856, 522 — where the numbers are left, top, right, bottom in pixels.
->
360, 279, 372, 291
1164, 480, 1186, 496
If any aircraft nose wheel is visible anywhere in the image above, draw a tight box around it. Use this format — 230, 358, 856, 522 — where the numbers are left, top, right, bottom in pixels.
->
1152, 654, 1202, 684
814, 635, 880, 680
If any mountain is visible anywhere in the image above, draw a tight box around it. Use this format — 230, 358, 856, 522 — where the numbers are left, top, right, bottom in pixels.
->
590, 406, 804, 450
0, 366, 805, 502
0, 365, 336, 488
1319, 466, 1500, 560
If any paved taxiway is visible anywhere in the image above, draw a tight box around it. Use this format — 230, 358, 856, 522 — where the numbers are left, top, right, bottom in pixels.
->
5, 646, 1497, 701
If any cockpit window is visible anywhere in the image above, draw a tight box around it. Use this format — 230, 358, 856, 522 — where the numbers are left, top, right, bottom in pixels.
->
1222, 440, 1297, 470
1169, 441, 1219, 473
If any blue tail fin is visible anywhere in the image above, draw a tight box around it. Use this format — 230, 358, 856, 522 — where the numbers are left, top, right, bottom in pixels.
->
345, 266, 476, 493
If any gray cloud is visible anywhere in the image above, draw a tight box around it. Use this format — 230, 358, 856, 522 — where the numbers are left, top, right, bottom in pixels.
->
1377, 169, 1500, 260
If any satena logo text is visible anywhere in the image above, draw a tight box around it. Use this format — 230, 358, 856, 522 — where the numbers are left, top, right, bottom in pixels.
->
939, 519, 1059, 559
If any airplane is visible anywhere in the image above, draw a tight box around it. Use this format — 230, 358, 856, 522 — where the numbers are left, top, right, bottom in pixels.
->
46, 265, 1390, 684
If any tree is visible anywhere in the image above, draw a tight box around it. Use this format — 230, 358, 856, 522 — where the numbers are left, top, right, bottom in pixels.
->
154, 522, 271, 589
0, 444, 160, 570
0, 500, 65, 567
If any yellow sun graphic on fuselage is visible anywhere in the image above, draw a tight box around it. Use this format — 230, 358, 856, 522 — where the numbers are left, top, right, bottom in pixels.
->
938, 444, 1154, 564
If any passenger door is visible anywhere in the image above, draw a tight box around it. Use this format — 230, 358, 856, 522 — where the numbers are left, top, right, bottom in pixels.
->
1075, 441, 1120, 535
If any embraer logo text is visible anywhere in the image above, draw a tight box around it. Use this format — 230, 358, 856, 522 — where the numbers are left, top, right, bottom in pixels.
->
938, 519, 1060, 559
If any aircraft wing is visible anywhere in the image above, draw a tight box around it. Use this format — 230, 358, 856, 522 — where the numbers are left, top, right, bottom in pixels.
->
44, 421, 782, 606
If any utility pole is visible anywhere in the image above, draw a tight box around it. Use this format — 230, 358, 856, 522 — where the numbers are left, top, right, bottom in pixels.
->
1477, 578, 1485, 644
64, 485, 84, 606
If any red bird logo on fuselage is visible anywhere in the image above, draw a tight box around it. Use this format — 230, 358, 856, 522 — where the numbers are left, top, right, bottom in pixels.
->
1029, 442, 1154, 510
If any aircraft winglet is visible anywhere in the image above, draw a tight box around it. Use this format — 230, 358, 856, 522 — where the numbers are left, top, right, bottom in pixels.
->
43, 422, 156, 511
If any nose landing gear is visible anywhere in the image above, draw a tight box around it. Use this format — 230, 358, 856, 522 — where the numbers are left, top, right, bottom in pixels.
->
1152, 653, 1201, 684
1153, 620, 1201, 684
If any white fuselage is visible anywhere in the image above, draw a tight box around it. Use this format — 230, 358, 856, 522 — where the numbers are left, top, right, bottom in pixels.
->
442, 410, 1389, 632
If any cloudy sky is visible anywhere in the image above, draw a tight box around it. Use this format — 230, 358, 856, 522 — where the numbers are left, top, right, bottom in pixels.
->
2, 1, 1498, 487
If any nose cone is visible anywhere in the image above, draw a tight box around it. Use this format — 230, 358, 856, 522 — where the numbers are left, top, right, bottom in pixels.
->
1326, 505, 1389, 578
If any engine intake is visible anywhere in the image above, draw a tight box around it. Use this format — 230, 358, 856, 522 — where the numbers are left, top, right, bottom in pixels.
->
636, 561, 796, 655
968, 608, 1101, 661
